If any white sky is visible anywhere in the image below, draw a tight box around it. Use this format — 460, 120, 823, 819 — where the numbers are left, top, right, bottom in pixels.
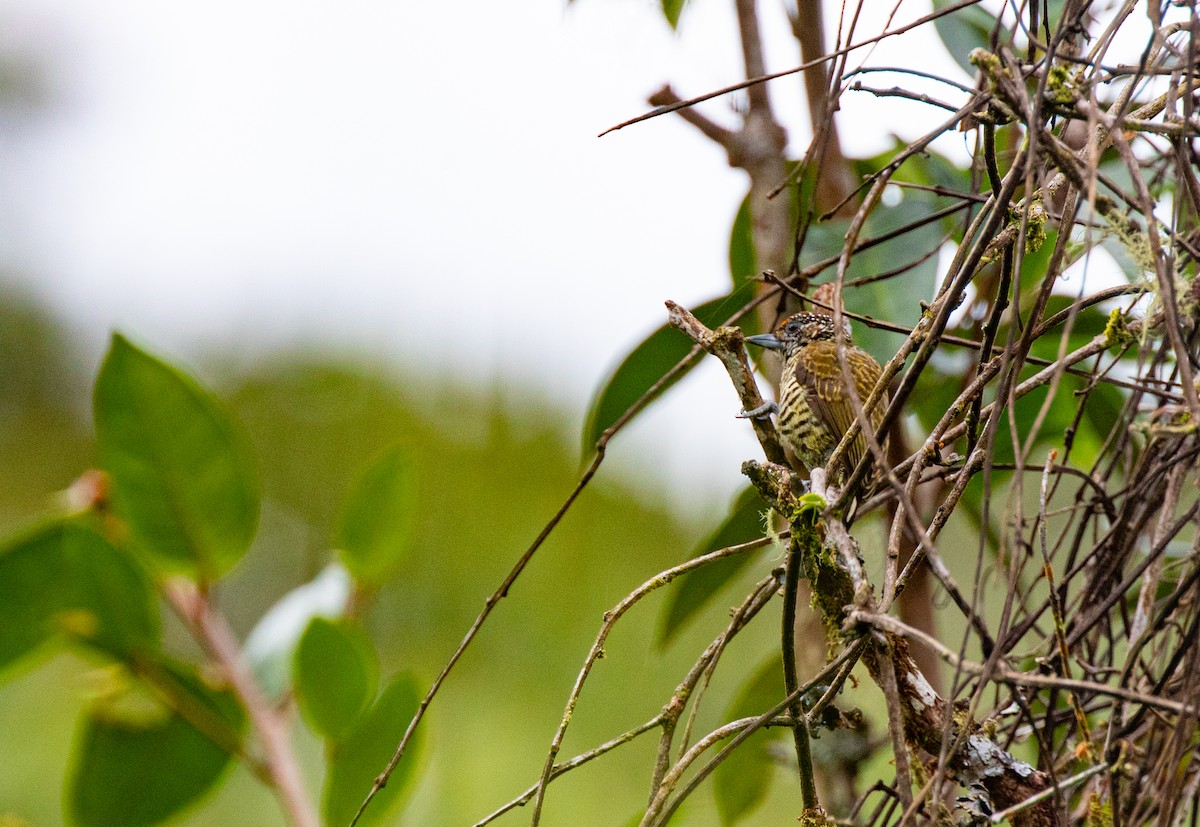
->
0, 0, 1147, 516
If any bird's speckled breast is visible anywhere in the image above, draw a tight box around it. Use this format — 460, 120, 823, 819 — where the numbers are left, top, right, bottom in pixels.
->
777, 362, 835, 471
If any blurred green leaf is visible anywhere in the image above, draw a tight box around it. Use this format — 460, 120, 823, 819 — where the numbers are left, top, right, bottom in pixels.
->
1077, 379, 1126, 468
1017, 229, 1059, 298
0, 521, 158, 675
94, 334, 259, 581
661, 0, 686, 28
729, 194, 758, 294
67, 665, 243, 827
336, 446, 417, 585
1042, 0, 1068, 31
859, 138, 969, 195
244, 562, 352, 700
805, 190, 945, 360
659, 486, 768, 646
853, 196, 944, 358
990, 384, 1077, 466
294, 617, 378, 740
988, 297, 1124, 468
932, 0, 998, 77
582, 296, 751, 453
1028, 297, 1111, 363
959, 470, 1003, 552
324, 673, 422, 827
715, 656, 784, 825
912, 348, 972, 437
732, 184, 803, 296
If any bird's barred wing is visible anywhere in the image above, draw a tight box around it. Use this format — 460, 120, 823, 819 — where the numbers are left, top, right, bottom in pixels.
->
793, 344, 888, 474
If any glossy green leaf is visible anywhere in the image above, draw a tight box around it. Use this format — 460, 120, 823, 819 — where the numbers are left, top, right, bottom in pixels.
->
932, 0, 1000, 77
94, 334, 259, 581
661, 0, 686, 28
715, 657, 784, 825
68, 665, 243, 827
336, 446, 417, 585
294, 617, 378, 740
659, 486, 768, 646
0, 521, 159, 675
582, 296, 753, 453
324, 673, 422, 827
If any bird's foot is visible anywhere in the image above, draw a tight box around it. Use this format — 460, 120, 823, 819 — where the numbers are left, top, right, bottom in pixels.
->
737, 400, 777, 420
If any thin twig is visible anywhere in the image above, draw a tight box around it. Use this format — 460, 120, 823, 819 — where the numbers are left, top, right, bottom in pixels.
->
529, 536, 772, 823
166, 583, 318, 827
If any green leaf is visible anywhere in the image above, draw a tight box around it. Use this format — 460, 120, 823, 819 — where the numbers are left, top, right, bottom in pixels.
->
294, 617, 378, 740
1018, 228, 1060, 296
659, 486, 768, 646
582, 296, 751, 453
1040, 0, 1068, 35
94, 334, 260, 581
989, 384, 1076, 466
324, 673, 422, 827
912, 350, 970, 436
661, 0, 686, 28
336, 446, 417, 585
244, 562, 352, 700
1077, 380, 1126, 469
68, 665, 243, 827
732, 182, 804, 296
1028, 297, 1111, 363
729, 194, 758, 295
882, 141, 971, 194
0, 521, 159, 675
715, 657, 784, 824
805, 189, 945, 360
932, 0, 999, 77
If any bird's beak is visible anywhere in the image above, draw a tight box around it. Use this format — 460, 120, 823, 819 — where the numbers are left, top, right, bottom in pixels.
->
743, 333, 783, 350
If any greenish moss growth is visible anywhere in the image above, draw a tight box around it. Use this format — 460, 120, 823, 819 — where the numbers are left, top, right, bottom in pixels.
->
711, 326, 744, 351
979, 200, 1046, 265
1086, 793, 1113, 826
969, 48, 1001, 74
1023, 199, 1047, 254
1046, 63, 1078, 105
1103, 308, 1137, 350
790, 519, 855, 643
1096, 196, 1155, 274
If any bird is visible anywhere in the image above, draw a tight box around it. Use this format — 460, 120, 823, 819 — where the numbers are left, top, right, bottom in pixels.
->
742, 311, 888, 485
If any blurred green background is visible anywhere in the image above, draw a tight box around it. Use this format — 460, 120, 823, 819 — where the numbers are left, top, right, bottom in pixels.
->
0, 293, 830, 825
0, 0, 1083, 821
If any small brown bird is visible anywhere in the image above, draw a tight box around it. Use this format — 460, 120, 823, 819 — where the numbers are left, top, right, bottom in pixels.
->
743, 312, 888, 483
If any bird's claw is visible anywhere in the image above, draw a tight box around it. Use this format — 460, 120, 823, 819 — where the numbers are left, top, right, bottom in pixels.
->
737, 401, 778, 420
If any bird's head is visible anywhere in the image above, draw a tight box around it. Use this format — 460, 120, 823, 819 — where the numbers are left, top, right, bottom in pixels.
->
744, 312, 840, 359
